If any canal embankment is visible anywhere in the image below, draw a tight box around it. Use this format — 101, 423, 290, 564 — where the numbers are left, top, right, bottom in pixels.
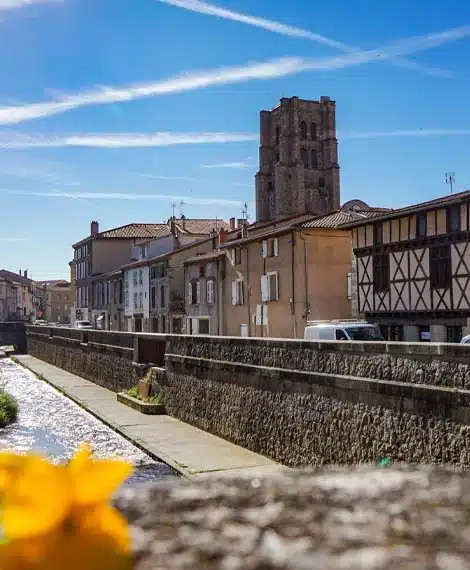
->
14, 355, 280, 479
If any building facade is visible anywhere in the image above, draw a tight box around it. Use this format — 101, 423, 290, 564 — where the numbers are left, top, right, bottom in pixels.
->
343, 190, 470, 342
90, 270, 123, 330
184, 251, 225, 335
255, 96, 340, 223
39, 280, 72, 324
0, 270, 46, 322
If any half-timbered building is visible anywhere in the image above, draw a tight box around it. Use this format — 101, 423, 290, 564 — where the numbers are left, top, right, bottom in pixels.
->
341, 190, 470, 343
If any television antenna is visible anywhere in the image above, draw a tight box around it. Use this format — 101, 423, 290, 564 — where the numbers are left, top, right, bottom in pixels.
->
179, 201, 186, 217
171, 203, 177, 218
241, 202, 250, 221
446, 172, 455, 195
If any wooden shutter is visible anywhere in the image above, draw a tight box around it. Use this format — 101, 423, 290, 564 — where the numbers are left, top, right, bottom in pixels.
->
188, 281, 193, 304
231, 280, 237, 305
230, 249, 236, 265
261, 275, 269, 302
196, 281, 201, 304
347, 273, 352, 300
273, 237, 279, 257
262, 240, 268, 258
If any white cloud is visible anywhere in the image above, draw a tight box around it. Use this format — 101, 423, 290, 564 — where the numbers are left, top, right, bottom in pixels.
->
0, 131, 258, 149
157, 0, 453, 77
0, 0, 60, 10
0, 188, 244, 207
0, 25, 467, 125
201, 161, 255, 169
341, 128, 470, 139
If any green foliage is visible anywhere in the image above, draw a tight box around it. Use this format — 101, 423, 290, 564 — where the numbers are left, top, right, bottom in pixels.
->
125, 386, 164, 405
0, 390, 18, 428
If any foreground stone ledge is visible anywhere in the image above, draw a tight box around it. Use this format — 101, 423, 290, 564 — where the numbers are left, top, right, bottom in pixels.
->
114, 466, 470, 570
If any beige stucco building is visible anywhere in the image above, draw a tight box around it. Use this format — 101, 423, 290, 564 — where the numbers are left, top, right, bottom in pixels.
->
39, 280, 72, 324
342, 190, 470, 342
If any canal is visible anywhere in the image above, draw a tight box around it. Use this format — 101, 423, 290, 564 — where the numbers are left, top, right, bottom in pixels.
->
0, 358, 179, 484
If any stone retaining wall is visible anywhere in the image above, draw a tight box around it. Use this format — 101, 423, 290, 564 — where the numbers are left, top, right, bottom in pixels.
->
26, 327, 163, 391
153, 352, 470, 467
165, 335, 470, 388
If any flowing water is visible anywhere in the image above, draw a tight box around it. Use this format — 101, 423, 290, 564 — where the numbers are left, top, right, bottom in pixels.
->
0, 358, 179, 485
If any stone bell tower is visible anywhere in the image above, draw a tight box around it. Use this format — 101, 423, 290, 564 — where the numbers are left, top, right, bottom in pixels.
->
255, 96, 340, 223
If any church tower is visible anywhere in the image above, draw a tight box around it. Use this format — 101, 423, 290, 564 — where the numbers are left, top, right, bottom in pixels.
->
255, 96, 340, 223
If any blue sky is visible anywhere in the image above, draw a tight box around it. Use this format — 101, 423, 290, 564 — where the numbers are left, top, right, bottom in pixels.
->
0, 0, 469, 279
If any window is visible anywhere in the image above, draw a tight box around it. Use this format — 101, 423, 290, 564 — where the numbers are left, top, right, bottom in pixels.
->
318, 177, 325, 188
172, 318, 182, 334
300, 121, 307, 139
262, 238, 279, 258
447, 205, 461, 233
335, 329, 348, 340
430, 245, 451, 289
275, 126, 280, 144
235, 248, 242, 265
207, 279, 215, 304
151, 317, 159, 333
373, 223, 383, 246
300, 147, 309, 169
311, 122, 317, 140
151, 286, 156, 309
231, 279, 244, 305
133, 271, 137, 286
139, 292, 143, 309
261, 272, 279, 302
373, 253, 390, 292
139, 270, 143, 285
275, 151, 280, 163
160, 285, 166, 308
447, 326, 462, 343
416, 213, 427, 238
389, 325, 404, 341
267, 181, 274, 192
161, 315, 166, 333
311, 149, 318, 168
133, 292, 138, 309
199, 319, 209, 335
150, 265, 156, 280
189, 280, 200, 305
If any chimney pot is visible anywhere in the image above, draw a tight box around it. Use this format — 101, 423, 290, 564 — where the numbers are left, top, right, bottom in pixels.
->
229, 217, 236, 231
218, 228, 228, 245
24, 270, 28, 279
90, 221, 99, 236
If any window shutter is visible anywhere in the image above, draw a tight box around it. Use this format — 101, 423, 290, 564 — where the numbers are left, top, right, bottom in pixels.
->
274, 237, 279, 257
231, 280, 237, 305
347, 273, 352, 300
274, 273, 279, 300
262, 240, 268, 258
188, 281, 192, 304
238, 281, 244, 305
230, 249, 235, 265
196, 281, 201, 304
261, 275, 269, 302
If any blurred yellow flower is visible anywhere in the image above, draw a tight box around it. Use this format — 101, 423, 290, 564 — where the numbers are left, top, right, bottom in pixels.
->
0, 446, 133, 570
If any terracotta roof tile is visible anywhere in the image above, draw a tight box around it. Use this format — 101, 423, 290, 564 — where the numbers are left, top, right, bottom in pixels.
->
298, 210, 386, 229
173, 218, 231, 234
97, 223, 170, 239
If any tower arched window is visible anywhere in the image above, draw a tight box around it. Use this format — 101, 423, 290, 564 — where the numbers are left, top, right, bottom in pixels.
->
275, 126, 280, 144
311, 149, 318, 168
300, 147, 309, 169
311, 122, 317, 140
300, 121, 307, 139
275, 151, 280, 163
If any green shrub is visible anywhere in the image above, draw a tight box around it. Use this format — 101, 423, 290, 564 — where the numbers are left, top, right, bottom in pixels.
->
0, 390, 18, 427
125, 386, 164, 405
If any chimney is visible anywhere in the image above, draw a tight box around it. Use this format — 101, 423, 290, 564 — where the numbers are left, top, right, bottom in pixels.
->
181, 214, 186, 230
90, 220, 99, 236
218, 228, 228, 246
237, 218, 247, 229
170, 217, 176, 236
229, 217, 236, 231
24, 270, 28, 279
19, 270, 21, 276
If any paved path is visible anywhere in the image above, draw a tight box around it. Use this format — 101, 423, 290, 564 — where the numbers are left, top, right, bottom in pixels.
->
14, 356, 281, 479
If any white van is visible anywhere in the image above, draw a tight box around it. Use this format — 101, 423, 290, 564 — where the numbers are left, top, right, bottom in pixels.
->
304, 320, 384, 342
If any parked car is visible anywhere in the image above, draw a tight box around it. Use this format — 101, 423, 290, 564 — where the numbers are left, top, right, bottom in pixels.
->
33, 320, 49, 326
460, 335, 470, 344
75, 320, 93, 330
304, 320, 385, 341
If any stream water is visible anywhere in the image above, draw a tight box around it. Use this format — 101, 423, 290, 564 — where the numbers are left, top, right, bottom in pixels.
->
0, 358, 179, 485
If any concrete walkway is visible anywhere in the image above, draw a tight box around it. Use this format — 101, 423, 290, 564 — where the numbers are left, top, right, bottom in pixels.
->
14, 355, 280, 479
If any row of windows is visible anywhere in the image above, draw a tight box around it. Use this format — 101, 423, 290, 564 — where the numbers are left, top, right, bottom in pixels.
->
373, 205, 462, 245
188, 279, 215, 305
151, 285, 166, 309
373, 245, 453, 293
274, 122, 318, 144
300, 148, 318, 169
231, 272, 280, 306
379, 325, 463, 343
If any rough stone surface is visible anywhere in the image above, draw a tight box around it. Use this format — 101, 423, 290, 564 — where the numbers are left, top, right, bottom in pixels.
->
27, 330, 145, 392
154, 356, 470, 467
114, 466, 470, 570
166, 335, 470, 389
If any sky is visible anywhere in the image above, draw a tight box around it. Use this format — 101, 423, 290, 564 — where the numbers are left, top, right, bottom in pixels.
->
0, 0, 469, 280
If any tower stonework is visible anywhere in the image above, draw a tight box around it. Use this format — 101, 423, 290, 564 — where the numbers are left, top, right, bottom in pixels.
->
255, 96, 340, 223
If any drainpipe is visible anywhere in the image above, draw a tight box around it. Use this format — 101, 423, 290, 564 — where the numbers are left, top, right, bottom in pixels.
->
298, 230, 310, 325
290, 230, 297, 338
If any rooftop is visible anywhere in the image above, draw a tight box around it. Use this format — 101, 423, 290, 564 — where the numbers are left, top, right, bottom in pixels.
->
172, 218, 231, 235
73, 223, 170, 247
297, 209, 387, 229
183, 251, 226, 264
